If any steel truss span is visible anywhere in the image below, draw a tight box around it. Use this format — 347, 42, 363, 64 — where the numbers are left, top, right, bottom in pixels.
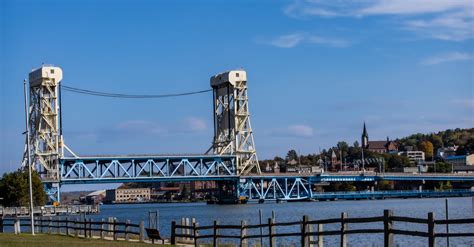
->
239, 177, 312, 201
60, 155, 237, 183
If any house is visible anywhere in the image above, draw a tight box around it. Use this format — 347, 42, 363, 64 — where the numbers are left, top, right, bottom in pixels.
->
437, 146, 458, 159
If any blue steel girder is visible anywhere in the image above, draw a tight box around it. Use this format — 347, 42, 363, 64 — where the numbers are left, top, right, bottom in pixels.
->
60, 155, 237, 184
239, 176, 312, 201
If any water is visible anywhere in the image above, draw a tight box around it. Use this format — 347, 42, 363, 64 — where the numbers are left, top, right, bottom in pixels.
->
87, 197, 474, 246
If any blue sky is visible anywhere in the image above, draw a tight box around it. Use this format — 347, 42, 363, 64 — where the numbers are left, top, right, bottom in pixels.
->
1, 0, 473, 180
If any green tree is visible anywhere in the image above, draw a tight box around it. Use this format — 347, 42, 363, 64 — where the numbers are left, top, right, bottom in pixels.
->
386, 155, 411, 170
0, 169, 46, 207
285, 150, 298, 161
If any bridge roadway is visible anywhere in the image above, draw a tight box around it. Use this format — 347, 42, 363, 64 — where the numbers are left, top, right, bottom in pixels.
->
52, 155, 474, 202
58, 155, 474, 184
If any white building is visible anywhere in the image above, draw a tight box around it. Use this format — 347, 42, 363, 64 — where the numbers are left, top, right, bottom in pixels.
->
399, 151, 425, 164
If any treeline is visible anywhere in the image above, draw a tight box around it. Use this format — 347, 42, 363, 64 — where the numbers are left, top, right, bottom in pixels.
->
261, 128, 473, 171
397, 128, 474, 156
0, 169, 46, 207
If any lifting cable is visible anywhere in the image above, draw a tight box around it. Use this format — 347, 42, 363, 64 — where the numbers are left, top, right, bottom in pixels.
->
61, 85, 212, 99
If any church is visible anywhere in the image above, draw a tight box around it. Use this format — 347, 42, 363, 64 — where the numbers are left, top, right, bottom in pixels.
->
361, 123, 398, 154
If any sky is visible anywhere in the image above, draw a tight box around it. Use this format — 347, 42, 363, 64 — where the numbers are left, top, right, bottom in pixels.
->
1, 0, 473, 186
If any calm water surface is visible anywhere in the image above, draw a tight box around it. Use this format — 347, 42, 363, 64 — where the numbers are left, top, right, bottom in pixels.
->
88, 197, 474, 246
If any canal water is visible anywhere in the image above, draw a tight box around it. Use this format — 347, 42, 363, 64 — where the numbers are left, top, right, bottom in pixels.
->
89, 197, 474, 246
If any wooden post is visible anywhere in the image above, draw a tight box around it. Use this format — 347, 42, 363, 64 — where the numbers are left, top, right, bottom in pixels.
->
181, 217, 185, 242
185, 218, 190, 241
0, 217, 3, 233
65, 217, 69, 236
171, 221, 176, 245
139, 220, 145, 243
38, 217, 43, 233
308, 220, 314, 247
48, 216, 52, 234
75, 218, 79, 238
14, 218, 20, 234
213, 220, 219, 247
383, 210, 393, 247
88, 218, 92, 238
302, 215, 309, 247
240, 220, 248, 247
193, 222, 199, 246
83, 218, 87, 238
57, 217, 61, 234
445, 199, 450, 247
125, 220, 130, 241
428, 212, 436, 247
113, 218, 117, 241
100, 218, 105, 240
340, 212, 347, 247
269, 218, 276, 247
318, 224, 324, 247
108, 217, 113, 237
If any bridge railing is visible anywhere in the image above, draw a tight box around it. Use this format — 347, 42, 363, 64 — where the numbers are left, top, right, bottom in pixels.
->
171, 210, 474, 247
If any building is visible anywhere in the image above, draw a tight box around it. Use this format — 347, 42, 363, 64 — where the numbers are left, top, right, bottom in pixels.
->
399, 151, 425, 165
437, 146, 458, 159
361, 123, 398, 154
445, 154, 474, 166
105, 188, 151, 203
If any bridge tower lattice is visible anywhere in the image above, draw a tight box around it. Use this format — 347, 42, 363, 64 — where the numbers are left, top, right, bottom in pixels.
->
22, 65, 64, 184
208, 70, 261, 175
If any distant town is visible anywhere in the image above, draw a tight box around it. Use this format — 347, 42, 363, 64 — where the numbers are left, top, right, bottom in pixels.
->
65, 126, 474, 205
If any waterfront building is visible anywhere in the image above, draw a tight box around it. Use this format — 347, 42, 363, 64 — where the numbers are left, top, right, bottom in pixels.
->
105, 188, 151, 203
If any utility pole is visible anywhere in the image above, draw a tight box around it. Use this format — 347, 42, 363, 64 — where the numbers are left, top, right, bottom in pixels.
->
361, 147, 365, 173
23, 79, 35, 235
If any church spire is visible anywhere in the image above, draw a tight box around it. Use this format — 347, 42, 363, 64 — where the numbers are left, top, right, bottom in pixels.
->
361, 122, 369, 148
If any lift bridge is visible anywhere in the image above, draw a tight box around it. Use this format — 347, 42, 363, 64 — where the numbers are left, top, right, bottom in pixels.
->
22, 65, 474, 203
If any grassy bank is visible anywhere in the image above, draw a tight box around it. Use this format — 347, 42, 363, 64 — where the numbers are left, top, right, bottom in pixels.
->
0, 233, 162, 247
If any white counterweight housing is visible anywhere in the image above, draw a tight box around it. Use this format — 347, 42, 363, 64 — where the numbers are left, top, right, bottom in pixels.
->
29, 66, 63, 87
210, 70, 247, 87
208, 69, 260, 175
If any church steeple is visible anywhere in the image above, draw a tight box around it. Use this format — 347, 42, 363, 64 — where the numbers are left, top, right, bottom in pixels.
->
361, 122, 369, 148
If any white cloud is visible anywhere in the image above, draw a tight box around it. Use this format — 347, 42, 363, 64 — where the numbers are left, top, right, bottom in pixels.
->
116, 120, 166, 135
184, 117, 207, 132
452, 99, 474, 109
269, 33, 306, 48
264, 33, 350, 48
266, 124, 314, 137
420, 52, 472, 65
288, 125, 314, 137
284, 0, 474, 41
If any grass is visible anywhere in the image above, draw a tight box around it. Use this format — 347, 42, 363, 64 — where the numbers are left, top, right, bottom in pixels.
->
0, 233, 163, 247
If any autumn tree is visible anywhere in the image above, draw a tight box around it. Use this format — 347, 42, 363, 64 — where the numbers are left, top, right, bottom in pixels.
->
418, 141, 434, 160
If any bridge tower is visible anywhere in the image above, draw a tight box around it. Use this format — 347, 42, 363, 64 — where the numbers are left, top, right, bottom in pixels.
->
208, 70, 261, 175
23, 65, 64, 202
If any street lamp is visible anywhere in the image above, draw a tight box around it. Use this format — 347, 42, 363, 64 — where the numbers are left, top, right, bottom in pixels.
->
23, 79, 35, 235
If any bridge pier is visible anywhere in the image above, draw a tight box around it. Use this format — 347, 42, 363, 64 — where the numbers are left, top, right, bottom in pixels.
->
44, 182, 61, 205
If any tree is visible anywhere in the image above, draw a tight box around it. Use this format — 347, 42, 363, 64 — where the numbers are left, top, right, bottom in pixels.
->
0, 169, 47, 207
386, 155, 411, 170
353, 141, 360, 148
418, 141, 434, 160
285, 150, 298, 161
